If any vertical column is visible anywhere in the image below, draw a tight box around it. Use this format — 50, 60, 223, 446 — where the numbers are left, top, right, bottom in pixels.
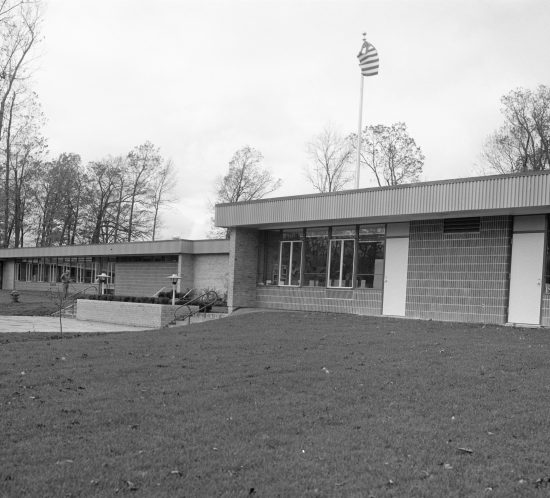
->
2, 261, 15, 290
179, 254, 194, 292
177, 254, 183, 293
382, 222, 410, 317
228, 227, 259, 312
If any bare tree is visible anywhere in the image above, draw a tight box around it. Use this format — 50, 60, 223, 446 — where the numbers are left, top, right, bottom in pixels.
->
350, 122, 424, 187
305, 126, 353, 193
4, 89, 46, 247
126, 141, 161, 241
33, 154, 82, 246
0, 0, 42, 246
209, 146, 281, 238
149, 158, 176, 240
85, 158, 123, 244
481, 85, 550, 173
0, 0, 41, 140
216, 146, 281, 203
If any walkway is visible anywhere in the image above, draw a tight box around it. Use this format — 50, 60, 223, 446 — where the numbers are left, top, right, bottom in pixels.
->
0, 316, 154, 333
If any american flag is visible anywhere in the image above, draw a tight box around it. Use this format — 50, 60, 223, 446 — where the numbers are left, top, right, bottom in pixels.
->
357, 40, 379, 77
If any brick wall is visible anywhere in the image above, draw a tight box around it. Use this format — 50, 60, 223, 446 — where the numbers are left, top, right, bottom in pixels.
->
193, 254, 229, 295
179, 254, 194, 292
77, 299, 179, 328
406, 216, 512, 324
256, 286, 382, 315
115, 260, 180, 297
542, 294, 550, 327
228, 228, 259, 310
1, 261, 14, 290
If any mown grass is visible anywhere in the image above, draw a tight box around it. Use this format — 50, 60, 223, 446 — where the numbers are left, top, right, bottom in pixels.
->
0, 290, 58, 316
1, 312, 550, 497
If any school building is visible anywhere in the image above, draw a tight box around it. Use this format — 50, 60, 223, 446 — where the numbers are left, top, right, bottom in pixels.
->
0, 239, 229, 298
215, 171, 550, 327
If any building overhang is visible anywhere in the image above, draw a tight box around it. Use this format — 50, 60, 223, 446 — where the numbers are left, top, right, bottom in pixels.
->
0, 238, 229, 260
215, 171, 550, 229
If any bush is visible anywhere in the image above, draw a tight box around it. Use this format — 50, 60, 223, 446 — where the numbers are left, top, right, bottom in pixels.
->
79, 294, 193, 305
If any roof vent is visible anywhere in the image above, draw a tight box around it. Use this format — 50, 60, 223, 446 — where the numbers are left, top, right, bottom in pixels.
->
443, 217, 481, 233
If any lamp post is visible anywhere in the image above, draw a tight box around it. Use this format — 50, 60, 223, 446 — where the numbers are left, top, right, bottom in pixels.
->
97, 272, 109, 295
167, 274, 181, 306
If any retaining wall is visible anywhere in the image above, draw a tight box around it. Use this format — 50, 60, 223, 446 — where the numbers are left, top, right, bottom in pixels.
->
76, 299, 181, 328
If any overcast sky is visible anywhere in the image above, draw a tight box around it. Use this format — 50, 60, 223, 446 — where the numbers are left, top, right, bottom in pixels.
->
33, 0, 550, 239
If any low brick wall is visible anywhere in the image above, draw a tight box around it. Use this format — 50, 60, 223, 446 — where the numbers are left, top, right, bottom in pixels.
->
255, 286, 383, 316
76, 300, 183, 328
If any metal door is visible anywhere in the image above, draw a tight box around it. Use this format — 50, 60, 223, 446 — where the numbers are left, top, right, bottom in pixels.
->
382, 237, 409, 316
508, 232, 545, 325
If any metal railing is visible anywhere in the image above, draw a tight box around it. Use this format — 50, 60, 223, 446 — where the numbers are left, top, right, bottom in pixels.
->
50, 284, 99, 317
173, 289, 219, 325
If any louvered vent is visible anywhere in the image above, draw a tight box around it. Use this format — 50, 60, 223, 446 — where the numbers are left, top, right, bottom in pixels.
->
443, 217, 481, 233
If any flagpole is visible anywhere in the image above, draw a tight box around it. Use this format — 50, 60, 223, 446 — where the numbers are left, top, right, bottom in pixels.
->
355, 72, 364, 189
355, 32, 378, 189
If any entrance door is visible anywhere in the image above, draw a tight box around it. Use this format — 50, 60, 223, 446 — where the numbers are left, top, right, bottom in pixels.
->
508, 232, 545, 325
382, 237, 409, 316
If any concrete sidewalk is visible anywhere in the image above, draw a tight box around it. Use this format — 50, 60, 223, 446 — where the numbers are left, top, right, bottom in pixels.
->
0, 316, 154, 333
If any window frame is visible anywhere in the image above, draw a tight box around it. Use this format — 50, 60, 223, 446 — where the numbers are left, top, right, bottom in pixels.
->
327, 238, 355, 289
278, 239, 303, 287
356, 239, 385, 289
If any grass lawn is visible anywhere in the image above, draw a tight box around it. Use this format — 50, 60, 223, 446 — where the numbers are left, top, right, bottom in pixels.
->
0, 290, 58, 316
1, 312, 550, 497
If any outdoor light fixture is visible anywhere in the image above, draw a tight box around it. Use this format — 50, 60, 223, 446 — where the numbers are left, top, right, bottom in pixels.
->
97, 272, 109, 295
167, 273, 181, 306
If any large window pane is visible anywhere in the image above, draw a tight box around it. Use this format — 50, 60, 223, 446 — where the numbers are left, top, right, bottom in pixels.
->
257, 230, 282, 285
290, 242, 302, 285
304, 228, 328, 286
282, 228, 303, 241
342, 240, 354, 287
332, 225, 356, 238
280, 242, 291, 285
328, 239, 354, 288
359, 224, 385, 238
357, 241, 385, 289
279, 240, 302, 286
329, 240, 341, 286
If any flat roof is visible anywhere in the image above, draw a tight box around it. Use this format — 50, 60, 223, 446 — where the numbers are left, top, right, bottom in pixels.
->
215, 170, 550, 228
0, 238, 229, 260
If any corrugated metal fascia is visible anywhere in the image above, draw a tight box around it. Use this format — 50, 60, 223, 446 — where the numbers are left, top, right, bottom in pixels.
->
215, 172, 550, 227
0, 239, 200, 259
